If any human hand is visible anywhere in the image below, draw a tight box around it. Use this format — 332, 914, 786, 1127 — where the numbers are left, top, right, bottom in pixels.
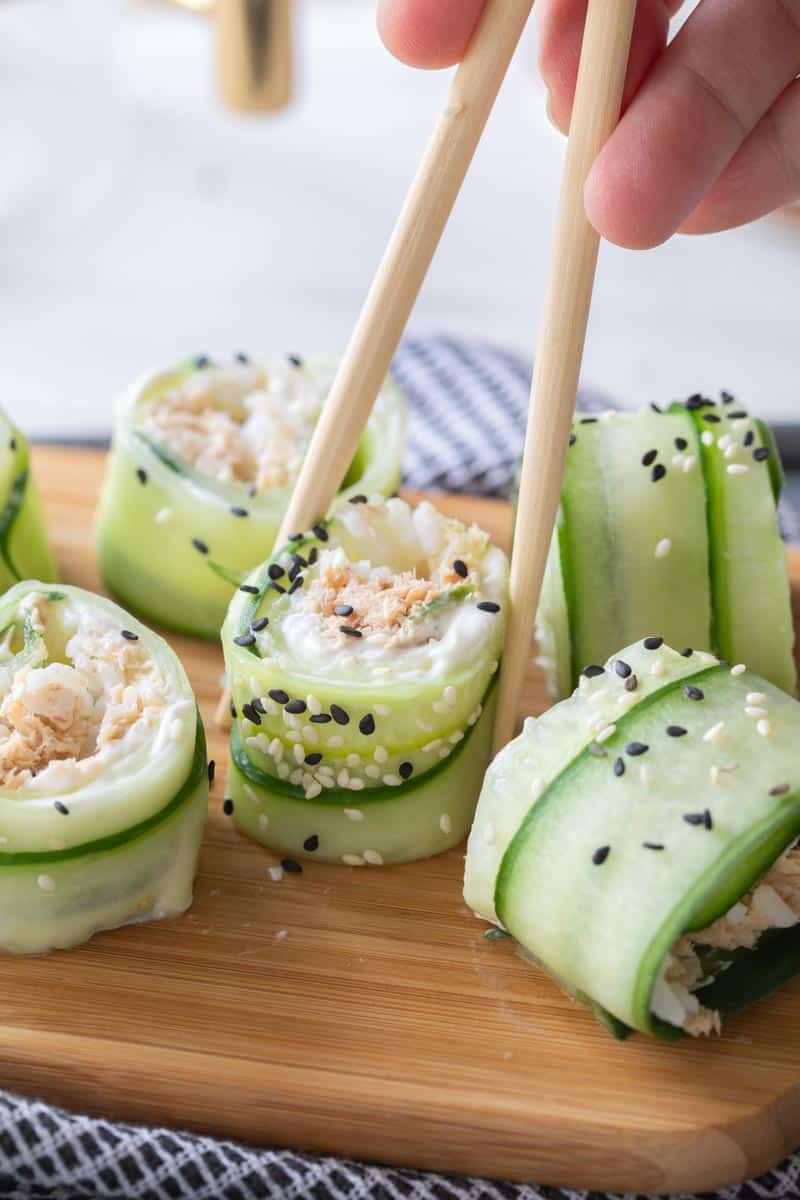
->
377, 0, 800, 249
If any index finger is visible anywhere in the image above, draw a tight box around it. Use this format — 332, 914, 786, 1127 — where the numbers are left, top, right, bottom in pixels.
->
377, 0, 487, 68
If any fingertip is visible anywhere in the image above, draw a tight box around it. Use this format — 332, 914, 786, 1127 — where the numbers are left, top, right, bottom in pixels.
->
377, 0, 486, 70
584, 156, 674, 250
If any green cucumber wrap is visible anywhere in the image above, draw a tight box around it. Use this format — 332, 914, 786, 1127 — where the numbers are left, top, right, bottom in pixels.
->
222, 495, 508, 865
536, 396, 794, 698
0, 582, 208, 953
0, 414, 57, 591
96, 355, 407, 638
464, 637, 800, 1039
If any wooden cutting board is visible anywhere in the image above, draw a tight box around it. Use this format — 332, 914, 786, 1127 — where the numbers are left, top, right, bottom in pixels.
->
3, 445, 800, 1195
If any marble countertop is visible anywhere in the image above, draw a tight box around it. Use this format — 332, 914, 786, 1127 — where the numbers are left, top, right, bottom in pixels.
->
0, 0, 797, 439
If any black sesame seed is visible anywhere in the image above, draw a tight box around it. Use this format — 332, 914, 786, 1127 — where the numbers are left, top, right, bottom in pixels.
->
9, 438, 16, 451
252, 698, 266, 714
614, 659, 632, 679
194, 354, 212, 368
624, 674, 638, 692
588, 742, 607, 758
753, 446, 770, 462
453, 559, 468, 579
580, 417, 598, 425
684, 685, 704, 701
312, 524, 329, 542
334, 604, 354, 617
340, 626, 363, 638
251, 616, 269, 632
769, 784, 790, 797
666, 725, 687, 737
288, 575, 304, 594
310, 713, 332, 724
304, 753, 322, 766
330, 704, 350, 726
626, 742, 649, 757
643, 636, 663, 650
359, 714, 375, 736
120, 629, 138, 641
290, 553, 308, 569
230, 506, 249, 518
269, 689, 290, 705
307, 546, 318, 565
727, 410, 748, 420
271, 582, 286, 595
398, 762, 413, 780
349, 494, 368, 504
685, 394, 704, 410
136, 466, 148, 485
241, 702, 261, 724
743, 430, 755, 447
674, 437, 688, 451
268, 563, 285, 580
192, 538, 209, 555
592, 846, 611, 866
288, 562, 301, 582
287, 354, 304, 368
207, 760, 215, 785
702, 413, 721, 424
234, 351, 250, 363
230, 701, 237, 719
569, 433, 577, 446
650, 403, 663, 414
484, 927, 510, 940
285, 699, 307, 714
54, 800, 69, 815
240, 584, 260, 595
680, 647, 694, 658
281, 857, 302, 874
476, 601, 501, 614
720, 391, 735, 404
288, 532, 303, 542
651, 464, 667, 483
643, 842, 665, 851
641, 449, 658, 467
223, 798, 234, 815
234, 633, 256, 647
582, 664, 605, 678
248, 484, 258, 498
683, 809, 713, 830
303, 835, 319, 853
613, 757, 625, 777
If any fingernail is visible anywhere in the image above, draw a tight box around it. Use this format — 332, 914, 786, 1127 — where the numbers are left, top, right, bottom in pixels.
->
545, 91, 557, 130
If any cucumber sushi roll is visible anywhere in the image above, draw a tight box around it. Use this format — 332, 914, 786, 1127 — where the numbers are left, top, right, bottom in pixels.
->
537, 395, 795, 699
96, 355, 407, 638
0, 414, 57, 591
222, 496, 508, 865
465, 638, 800, 1039
0, 582, 208, 953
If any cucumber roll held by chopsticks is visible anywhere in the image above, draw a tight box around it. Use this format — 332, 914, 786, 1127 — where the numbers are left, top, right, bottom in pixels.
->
465, 637, 800, 1039
222, 495, 508, 865
0, 583, 208, 953
96, 355, 407, 638
0, 413, 57, 592
536, 394, 795, 700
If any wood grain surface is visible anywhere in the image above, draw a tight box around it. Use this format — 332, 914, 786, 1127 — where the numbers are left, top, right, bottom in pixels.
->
3, 445, 800, 1194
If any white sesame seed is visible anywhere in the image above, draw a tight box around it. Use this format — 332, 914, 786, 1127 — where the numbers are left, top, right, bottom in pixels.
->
286, 730, 302, 743
757, 719, 774, 738
342, 854, 365, 866
154, 506, 174, 525
363, 849, 383, 865
306, 695, 322, 715
277, 762, 290, 779
439, 814, 452, 835
723, 444, 738, 460
639, 765, 651, 787
438, 747, 450, 759
651, 661, 665, 677
530, 777, 543, 799
588, 689, 609, 705
275, 929, 288, 940
745, 706, 767, 718
374, 746, 389, 764
293, 743, 304, 764
579, 674, 591, 693
703, 721, 725, 744
302, 726, 318, 747
683, 454, 698, 473
720, 762, 740, 773
710, 765, 720, 787
268, 865, 284, 882
467, 706, 482, 726
269, 738, 283, 760
731, 663, 746, 676
383, 773, 402, 786
731, 418, 749, 430
596, 724, 617, 743
483, 821, 496, 846
258, 814, 270, 832
432, 701, 449, 715
337, 769, 350, 788
344, 808, 364, 821
37, 874, 56, 893
672, 454, 685, 468
717, 434, 733, 451
365, 764, 381, 779
654, 537, 672, 560
169, 717, 184, 741
305, 783, 322, 799
701, 431, 715, 447
375, 704, 391, 718
290, 769, 302, 786
444, 686, 457, 707
416, 718, 433, 733
422, 739, 442, 753
727, 463, 749, 476
327, 735, 344, 749
449, 730, 464, 745
348, 778, 365, 791
346, 753, 360, 768
746, 692, 767, 704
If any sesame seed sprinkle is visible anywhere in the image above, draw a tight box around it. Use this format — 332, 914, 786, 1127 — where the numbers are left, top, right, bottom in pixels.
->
745, 706, 767, 718
588, 742, 607, 758
684, 809, 713, 830
399, 761, 413, 779
282, 858, 302, 875
223, 798, 234, 815
340, 626, 363, 638
582, 664, 605, 678
654, 538, 672, 559
613, 757, 625, 777
453, 559, 468, 579
753, 446, 770, 462
359, 714, 375, 735
666, 725, 687, 737
643, 842, 665, 851
477, 601, 501, 614
674, 437, 688, 451
731, 663, 747, 676
330, 704, 350, 725
651, 464, 667, 483
192, 538, 209, 555
727, 463, 749, 475
641, 449, 658, 467
592, 846, 610, 866
234, 633, 256, 647
626, 742, 649, 757
54, 801, 69, 815
342, 853, 365, 866
596, 724, 616, 743
285, 699, 307, 714
269, 688, 289, 704
240, 584, 259, 595
344, 808, 364, 821
757, 719, 774, 738
703, 722, 725, 743
624, 674, 638, 692
769, 784, 790, 797
643, 636, 663, 650
37, 874, 56, 892
684, 685, 704, 701
439, 814, 452, 835
310, 713, 332, 724
136, 466, 148, 485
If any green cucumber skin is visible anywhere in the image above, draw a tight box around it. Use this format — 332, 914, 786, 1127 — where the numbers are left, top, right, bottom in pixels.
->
686, 404, 796, 695
0, 428, 57, 591
229, 690, 496, 864
556, 411, 712, 692
95, 363, 407, 640
491, 653, 800, 1037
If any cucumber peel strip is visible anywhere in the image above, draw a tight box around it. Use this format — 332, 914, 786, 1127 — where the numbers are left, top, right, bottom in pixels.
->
0, 432, 29, 583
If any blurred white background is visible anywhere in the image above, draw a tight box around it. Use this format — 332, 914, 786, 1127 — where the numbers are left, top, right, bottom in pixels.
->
0, 0, 797, 438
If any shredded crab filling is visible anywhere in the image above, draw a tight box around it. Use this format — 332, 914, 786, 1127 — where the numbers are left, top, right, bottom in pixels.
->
0, 595, 168, 791
137, 361, 321, 493
653, 846, 800, 1036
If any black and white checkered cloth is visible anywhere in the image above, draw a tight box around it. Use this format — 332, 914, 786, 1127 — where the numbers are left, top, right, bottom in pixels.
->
2, 335, 798, 1200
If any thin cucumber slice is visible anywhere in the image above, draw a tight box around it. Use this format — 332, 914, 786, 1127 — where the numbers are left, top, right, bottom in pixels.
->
682, 398, 795, 694
0, 416, 57, 591
0, 582, 208, 952
465, 636, 800, 1038
222, 495, 507, 863
96, 356, 407, 638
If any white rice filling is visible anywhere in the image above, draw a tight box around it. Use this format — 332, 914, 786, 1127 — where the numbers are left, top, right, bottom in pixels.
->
0, 594, 171, 794
652, 846, 800, 1035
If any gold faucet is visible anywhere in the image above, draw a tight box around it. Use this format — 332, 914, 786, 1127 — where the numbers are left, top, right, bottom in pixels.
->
168, 0, 292, 113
